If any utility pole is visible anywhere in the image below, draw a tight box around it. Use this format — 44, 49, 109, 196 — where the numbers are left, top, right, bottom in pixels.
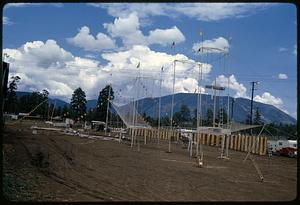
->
205, 83, 225, 127
250, 81, 259, 125
231, 98, 235, 122
1, 60, 9, 134
168, 60, 176, 153
105, 84, 111, 136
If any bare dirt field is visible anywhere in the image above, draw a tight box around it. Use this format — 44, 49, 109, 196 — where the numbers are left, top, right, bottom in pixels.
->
2, 120, 297, 201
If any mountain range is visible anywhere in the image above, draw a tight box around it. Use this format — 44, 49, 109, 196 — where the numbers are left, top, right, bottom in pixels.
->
16, 91, 296, 125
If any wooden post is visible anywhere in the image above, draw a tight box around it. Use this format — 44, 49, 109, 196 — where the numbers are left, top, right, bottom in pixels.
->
160, 129, 162, 141
237, 135, 241, 151
251, 136, 255, 154
234, 135, 238, 150
143, 129, 146, 145
241, 135, 245, 151
148, 129, 151, 142
206, 133, 210, 145
240, 135, 243, 151
216, 135, 220, 147
259, 136, 263, 155
255, 136, 259, 154
248, 135, 251, 153
165, 129, 167, 140
263, 137, 267, 155
211, 134, 215, 146
244, 135, 248, 152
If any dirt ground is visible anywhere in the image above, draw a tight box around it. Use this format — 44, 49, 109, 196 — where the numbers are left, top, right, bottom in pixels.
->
2, 120, 297, 201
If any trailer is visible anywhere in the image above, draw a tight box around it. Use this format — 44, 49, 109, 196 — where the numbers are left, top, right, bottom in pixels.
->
267, 140, 297, 158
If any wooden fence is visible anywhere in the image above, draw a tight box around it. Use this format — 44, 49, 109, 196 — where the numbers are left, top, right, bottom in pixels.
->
127, 128, 267, 155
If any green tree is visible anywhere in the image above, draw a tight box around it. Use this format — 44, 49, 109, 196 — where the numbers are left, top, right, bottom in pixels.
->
95, 85, 114, 121
161, 116, 170, 127
173, 104, 192, 128
41, 89, 49, 119
70, 87, 87, 121
217, 107, 228, 125
55, 106, 62, 117
62, 105, 70, 118
205, 108, 213, 126
4, 76, 21, 114
253, 107, 262, 125
245, 113, 252, 125
18, 91, 46, 116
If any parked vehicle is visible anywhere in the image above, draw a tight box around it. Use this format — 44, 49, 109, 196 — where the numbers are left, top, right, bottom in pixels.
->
267, 140, 297, 158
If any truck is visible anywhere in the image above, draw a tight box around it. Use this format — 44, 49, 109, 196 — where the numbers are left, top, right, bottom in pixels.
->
267, 140, 297, 158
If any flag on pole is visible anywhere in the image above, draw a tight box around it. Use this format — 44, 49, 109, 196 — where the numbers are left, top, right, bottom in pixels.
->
136, 62, 140, 68
199, 31, 203, 36
171, 41, 175, 49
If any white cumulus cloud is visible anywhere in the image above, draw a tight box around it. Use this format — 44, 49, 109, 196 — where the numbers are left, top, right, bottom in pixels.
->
193, 37, 230, 53
4, 41, 211, 104
214, 75, 247, 98
3, 16, 13, 25
104, 12, 147, 47
103, 12, 185, 48
278, 47, 288, 52
278, 73, 288, 80
254, 92, 283, 109
91, 3, 273, 22
67, 26, 116, 51
147, 26, 185, 46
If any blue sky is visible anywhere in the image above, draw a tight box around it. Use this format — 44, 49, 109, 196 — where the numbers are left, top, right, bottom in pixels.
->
2, 3, 297, 119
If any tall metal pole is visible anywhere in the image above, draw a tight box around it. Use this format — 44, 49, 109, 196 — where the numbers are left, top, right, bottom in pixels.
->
169, 60, 176, 153
199, 65, 203, 153
105, 84, 111, 135
135, 63, 142, 148
157, 67, 163, 145
227, 75, 230, 127
250, 81, 259, 125
198, 31, 204, 157
135, 76, 140, 150
131, 96, 136, 148
0, 62, 5, 134
196, 63, 203, 156
231, 98, 235, 122
213, 80, 217, 128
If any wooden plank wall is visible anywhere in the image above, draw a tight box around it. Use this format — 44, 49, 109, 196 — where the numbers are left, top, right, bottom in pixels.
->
126, 128, 267, 155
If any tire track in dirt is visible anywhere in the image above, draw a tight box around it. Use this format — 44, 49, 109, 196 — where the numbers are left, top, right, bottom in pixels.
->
23, 137, 124, 200
44, 136, 143, 201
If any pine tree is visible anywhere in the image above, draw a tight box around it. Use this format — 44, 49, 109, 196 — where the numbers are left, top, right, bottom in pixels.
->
41, 89, 49, 119
70, 87, 87, 121
95, 85, 114, 122
62, 105, 70, 118
217, 107, 228, 125
205, 109, 213, 126
4, 76, 20, 114
253, 107, 262, 125
245, 113, 252, 124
